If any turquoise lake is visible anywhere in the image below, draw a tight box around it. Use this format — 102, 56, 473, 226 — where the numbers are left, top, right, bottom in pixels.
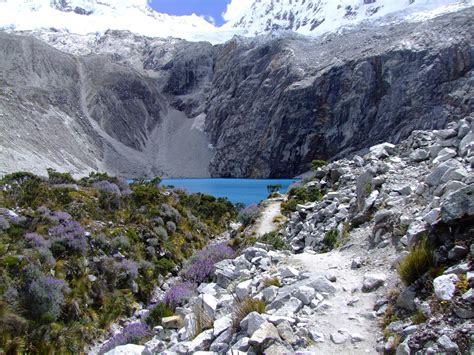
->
161, 179, 299, 205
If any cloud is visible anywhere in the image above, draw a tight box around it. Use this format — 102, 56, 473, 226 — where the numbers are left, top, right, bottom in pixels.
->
222, 0, 253, 22
200, 14, 216, 25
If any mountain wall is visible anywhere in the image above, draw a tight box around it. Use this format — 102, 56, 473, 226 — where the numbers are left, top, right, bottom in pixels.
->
0, 8, 473, 178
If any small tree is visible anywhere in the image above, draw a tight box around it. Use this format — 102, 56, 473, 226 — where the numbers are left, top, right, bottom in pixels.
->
266, 184, 282, 194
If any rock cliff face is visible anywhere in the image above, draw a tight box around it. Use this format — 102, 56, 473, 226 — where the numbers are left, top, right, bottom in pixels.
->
205, 9, 473, 177
0, 8, 473, 178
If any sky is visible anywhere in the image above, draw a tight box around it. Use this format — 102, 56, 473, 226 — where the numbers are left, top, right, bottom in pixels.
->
149, 0, 253, 26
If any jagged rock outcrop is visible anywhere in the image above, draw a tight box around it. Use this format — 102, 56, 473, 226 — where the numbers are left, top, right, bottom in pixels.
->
0, 8, 473, 178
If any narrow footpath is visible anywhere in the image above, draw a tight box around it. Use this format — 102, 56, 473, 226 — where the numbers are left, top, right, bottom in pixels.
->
254, 198, 284, 237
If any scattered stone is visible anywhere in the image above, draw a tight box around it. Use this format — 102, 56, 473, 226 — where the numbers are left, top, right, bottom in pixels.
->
433, 148, 457, 164
370, 142, 396, 158
351, 333, 365, 343
187, 329, 214, 353
235, 279, 252, 300
437, 335, 459, 352
213, 315, 232, 337
294, 286, 316, 305
309, 276, 337, 294
277, 321, 299, 345
249, 322, 281, 347
262, 286, 279, 303
162, 315, 184, 329
330, 331, 347, 344
448, 245, 469, 261
351, 257, 363, 269
362, 273, 386, 292
280, 266, 300, 278
240, 312, 267, 336
440, 185, 474, 222
433, 274, 459, 301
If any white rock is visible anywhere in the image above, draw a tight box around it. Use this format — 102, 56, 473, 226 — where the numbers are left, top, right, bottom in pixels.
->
433, 274, 459, 301
105, 344, 145, 355
294, 285, 316, 305
370, 143, 395, 159
235, 279, 252, 300
362, 273, 386, 292
200, 294, 218, 318
213, 315, 232, 337
330, 331, 347, 344
240, 312, 267, 336
275, 297, 303, 316
437, 335, 459, 352
262, 286, 279, 303
422, 208, 440, 225
188, 329, 214, 353
280, 266, 299, 278
249, 322, 281, 347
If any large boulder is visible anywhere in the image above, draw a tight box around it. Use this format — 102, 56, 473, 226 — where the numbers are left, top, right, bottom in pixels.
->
440, 185, 474, 222
362, 273, 386, 292
249, 322, 281, 348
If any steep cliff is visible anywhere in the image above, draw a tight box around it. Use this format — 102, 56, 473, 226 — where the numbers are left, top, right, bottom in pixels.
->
206, 8, 473, 177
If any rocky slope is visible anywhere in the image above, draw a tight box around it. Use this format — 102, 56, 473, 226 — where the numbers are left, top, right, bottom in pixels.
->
0, 8, 472, 178
98, 114, 473, 354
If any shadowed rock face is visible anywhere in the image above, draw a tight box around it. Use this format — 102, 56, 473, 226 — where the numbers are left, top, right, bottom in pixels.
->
0, 8, 473, 178
205, 9, 474, 177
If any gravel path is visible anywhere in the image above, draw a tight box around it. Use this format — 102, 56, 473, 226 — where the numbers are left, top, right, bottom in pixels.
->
287, 224, 396, 354
255, 198, 284, 236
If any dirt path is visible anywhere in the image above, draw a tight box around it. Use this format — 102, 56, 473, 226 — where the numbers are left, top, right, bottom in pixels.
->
255, 198, 284, 237
287, 224, 395, 354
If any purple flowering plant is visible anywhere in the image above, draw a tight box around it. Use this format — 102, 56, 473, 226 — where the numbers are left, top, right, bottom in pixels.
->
182, 242, 234, 283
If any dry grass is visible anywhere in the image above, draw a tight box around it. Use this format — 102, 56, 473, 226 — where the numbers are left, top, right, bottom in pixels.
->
192, 304, 213, 339
263, 277, 281, 288
396, 237, 434, 286
232, 297, 266, 329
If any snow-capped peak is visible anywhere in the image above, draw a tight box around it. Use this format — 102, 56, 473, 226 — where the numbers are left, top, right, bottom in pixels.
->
223, 0, 472, 36
0, 0, 471, 43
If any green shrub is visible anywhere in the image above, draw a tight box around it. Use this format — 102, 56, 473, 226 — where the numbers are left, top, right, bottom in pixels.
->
260, 231, 287, 250
311, 160, 328, 170
322, 229, 339, 252
396, 237, 434, 286
232, 297, 266, 328
145, 302, 174, 327
281, 186, 322, 214
47, 168, 75, 185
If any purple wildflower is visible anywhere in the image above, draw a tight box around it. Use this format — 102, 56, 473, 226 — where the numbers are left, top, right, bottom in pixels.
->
48, 219, 87, 253
25, 233, 51, 249
93, 181, 121, 196
99, 322, 149, 354
163, 282, 196, 308
49, 211, 72, 223
182, 242, 234, 283
237, 204, 260, 226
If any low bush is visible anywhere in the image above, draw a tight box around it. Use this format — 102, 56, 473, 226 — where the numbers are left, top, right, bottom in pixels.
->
145, 303, 174, 327
260, 231, 287, 250
311, 159, 328, 170
232, 297, 266, 329
322, 229, 339, 252
237, 204, 260, 226
396, 237, 434, 286
281, 186, 322, 214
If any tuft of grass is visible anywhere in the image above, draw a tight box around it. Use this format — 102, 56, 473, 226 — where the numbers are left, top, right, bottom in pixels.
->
456, 274, 469, 294
396, 237, 434, 286
272, 215, 284, 224
263, 277, 281, 288
322, 229, 339, 252
192, 304, 213, 339
379, 304, 398, 328
259, 231, 287, 250
232, 297, 266, 329
311, 160, 328, 171
410, 310, 427, 325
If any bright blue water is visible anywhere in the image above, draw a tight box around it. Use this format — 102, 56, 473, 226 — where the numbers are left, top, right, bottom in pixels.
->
161, 179, 299, 205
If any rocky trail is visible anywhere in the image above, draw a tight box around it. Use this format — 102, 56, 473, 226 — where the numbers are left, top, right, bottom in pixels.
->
254, 198, 284, 237
288, 226, 393, 354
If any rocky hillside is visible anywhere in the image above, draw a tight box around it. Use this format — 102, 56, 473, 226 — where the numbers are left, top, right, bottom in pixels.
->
0, 8, 472, 178
91, 114, 473, 355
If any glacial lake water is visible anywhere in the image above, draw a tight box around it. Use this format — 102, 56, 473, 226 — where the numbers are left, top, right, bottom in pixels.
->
161, 179, 299, 205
